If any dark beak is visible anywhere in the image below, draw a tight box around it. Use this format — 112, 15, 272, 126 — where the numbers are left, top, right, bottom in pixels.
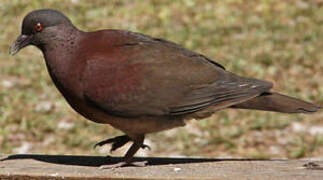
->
9, 34, 33, 55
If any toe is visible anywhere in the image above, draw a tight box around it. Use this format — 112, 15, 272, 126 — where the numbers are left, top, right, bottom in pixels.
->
141, 144, 151, 150
99, 161, 148, 169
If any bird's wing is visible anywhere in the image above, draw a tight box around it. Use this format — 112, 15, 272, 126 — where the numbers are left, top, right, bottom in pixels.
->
80, 30, 273, 117
168, 74, 273, 115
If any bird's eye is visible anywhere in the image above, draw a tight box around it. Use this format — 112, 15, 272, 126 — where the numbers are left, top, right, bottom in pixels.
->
34, 23, 43, 32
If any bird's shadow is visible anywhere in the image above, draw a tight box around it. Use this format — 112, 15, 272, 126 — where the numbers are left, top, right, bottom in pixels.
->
0, 154, 283, 167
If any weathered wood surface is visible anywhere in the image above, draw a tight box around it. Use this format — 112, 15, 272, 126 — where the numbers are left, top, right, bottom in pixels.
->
0, 154, 323, 179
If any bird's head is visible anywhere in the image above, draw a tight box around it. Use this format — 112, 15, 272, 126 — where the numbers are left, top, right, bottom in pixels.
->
10, 9, 72, 55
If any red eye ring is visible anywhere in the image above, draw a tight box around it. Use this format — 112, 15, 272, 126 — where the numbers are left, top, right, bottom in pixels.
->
34, 23, 43, 32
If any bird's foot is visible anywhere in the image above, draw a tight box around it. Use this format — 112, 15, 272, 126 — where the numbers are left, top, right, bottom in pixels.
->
99, 161, 148, 169
99, 134, 147, 169
93, 135, 130, 152
94, 135, 151, 152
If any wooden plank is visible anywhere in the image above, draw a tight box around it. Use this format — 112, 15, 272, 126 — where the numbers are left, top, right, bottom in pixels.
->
0, 154, 323, 179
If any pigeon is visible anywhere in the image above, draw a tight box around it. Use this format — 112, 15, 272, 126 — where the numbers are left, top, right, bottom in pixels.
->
10, 9, 321, 168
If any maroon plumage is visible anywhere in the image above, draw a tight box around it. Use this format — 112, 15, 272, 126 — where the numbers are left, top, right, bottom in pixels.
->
10, 9, 321, 168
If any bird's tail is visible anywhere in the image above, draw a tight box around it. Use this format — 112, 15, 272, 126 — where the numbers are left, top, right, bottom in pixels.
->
231, 92, 321, 113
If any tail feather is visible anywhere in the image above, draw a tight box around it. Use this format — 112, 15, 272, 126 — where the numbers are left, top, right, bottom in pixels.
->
231, 92, 321, 113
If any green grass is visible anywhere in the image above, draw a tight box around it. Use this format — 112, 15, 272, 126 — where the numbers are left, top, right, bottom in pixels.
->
1, 0, 323, 158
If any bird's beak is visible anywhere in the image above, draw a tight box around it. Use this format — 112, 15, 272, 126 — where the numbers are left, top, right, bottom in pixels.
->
9, 34, 33, 55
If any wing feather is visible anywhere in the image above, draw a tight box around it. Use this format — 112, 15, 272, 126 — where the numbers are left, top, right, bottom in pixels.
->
169, 76, 273, 115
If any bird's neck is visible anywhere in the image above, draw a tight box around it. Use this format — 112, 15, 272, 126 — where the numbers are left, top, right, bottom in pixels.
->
41, 25, 85, 98
40, 25, 83, 53
42, 25, 82, 71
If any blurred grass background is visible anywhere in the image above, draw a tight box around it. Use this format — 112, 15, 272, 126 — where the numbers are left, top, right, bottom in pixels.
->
0, 0, 323, 159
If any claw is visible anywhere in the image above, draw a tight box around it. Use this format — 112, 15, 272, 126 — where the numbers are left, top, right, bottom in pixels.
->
93, 138, 116, 149
141, 144, 151, 150
93, 141, 107, 149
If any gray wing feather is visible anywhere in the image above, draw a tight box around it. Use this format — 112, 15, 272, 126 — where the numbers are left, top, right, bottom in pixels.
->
169, 75, 273, 115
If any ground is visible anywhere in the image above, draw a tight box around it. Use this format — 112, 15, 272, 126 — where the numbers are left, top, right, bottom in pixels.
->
0, 0, 323, 159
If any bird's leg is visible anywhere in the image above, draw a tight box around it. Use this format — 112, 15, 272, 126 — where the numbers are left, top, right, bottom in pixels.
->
99, 134, 148, 169
94, 135, 151, 152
